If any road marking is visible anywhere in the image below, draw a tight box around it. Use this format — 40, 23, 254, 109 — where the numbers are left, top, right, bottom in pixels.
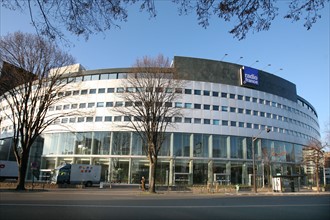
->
1, 203, 329, 208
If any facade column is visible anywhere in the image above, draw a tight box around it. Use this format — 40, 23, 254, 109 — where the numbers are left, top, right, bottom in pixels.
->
208, 160, 213, 184
189, 160, 193, 185
169, 158, 174, 186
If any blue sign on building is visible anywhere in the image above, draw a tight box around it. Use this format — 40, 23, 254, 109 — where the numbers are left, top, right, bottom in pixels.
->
241, 66, 259, 87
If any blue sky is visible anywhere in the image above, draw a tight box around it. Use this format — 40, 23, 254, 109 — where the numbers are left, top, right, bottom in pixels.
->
1, 1, 329, 142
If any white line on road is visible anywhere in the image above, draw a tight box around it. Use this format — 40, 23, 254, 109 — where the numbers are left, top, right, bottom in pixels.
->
1, 204, 329, 208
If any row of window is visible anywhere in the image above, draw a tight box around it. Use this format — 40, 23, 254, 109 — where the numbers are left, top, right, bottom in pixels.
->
68, 71, 317, 118
49, 115, 317, 142
55, 86, 318, 126
47, 100, 318, 136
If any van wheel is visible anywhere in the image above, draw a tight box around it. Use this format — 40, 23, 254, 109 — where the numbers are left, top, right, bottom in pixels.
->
85, 181, 92, 187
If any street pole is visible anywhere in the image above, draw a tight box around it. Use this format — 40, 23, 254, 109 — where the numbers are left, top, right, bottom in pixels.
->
252, 128, 271, 193
252, 137, 257, 193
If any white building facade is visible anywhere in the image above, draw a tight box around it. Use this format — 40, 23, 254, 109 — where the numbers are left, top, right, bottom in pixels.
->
0, 56, 320, 186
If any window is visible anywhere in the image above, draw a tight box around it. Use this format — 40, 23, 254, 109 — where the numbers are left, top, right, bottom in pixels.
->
100, 73, 109, 80
77, 117, 84, 123
175, 102, 183, 108
221, 106, 228, 112
203, 104, 210, 110
239, 122, 244, 127
91, 74, 99, 80
117, 73, 127, 79
194, 90, 201, 95
75, 76, 83, 82
194, 104, 201, 109
86, 117, 93, 122
88, 103, 95, 108
165, 88, 173, 93
253, 124, 259, 129
97, 102, 104, 107
109, 73, 117, 79
184, 103, 192, 108
116, 87, 124, 93
221, 92, 227, 98
252, 97, 258, 103
49, 106, 55, 111
79, 103, 86, 108
213, 105, 219, 111
229, 94, 235, 99
73, 90, 79, 95
114, 116, 122, 122
184, 118, 192, 123
65, 91, 72, 96
81, 89, 88, 95
259, 99, 264, 104
203, 90, 210, 96
194, 118, 201, 124
238, 108, 244, 113
245, 96, 251, 102
107, 88, 115, 93
213, 119, 220, 125
98, 88, 106, 93
237, 95, 243, 100
246, 123, 252, 128
63, 104, 70, 110
184, 89, 192, 94
61, 118, 68, 123
230, 107, 236, 113
115, 101, 123, 107
124, 116, 131, 121
165, 102, 172, 107
69, 118, 76, 123
106, 102, 113, 107
253, 110, 258, 116
175, 117, 182, 123
260, 112, 265, 117
126, 87, 135, 93
222, 120, 228, 126
246, 109, 251, 115
212, 91, 219, 97
125, 102, 133, 107
56, 105, 62, 110
204, 119, 211, 124
175, 88, 182, 93
104, 116, 112, 122
230, 121, 237, 127
89, 89, 96, 94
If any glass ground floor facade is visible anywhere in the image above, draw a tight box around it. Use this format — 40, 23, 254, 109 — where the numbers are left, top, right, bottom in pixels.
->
29, 131, 306, 186
0, 131, 306, 186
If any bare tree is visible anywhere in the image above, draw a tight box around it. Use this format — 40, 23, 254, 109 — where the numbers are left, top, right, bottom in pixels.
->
113, 55, 184, 193
303, 140, 326, 192
2, 0, 328, 41
0, 32, 76, 190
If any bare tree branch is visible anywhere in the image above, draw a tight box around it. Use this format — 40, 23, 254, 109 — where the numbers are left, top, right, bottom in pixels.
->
113, 54, 184, 192
2, 0, 328, 41
0, 32, 76, 190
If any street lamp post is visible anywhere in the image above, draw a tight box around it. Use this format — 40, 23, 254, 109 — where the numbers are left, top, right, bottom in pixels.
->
252, 128, 271, 193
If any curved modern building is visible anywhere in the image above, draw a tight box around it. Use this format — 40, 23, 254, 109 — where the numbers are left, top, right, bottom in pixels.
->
0, 56, 320, 187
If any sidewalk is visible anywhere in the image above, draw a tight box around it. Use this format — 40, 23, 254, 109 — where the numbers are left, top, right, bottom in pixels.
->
1, 183, 330, 197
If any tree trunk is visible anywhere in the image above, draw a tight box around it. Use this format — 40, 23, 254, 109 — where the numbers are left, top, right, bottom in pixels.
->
315, 164, 320, 192
149, 159, 157, 193
16, 152, 29, 190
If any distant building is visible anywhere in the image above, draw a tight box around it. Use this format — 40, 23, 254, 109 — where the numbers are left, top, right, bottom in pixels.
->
0, 56, 320, 186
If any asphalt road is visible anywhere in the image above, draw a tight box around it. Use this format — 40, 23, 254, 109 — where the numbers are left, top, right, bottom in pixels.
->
0, 189, 329, 220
